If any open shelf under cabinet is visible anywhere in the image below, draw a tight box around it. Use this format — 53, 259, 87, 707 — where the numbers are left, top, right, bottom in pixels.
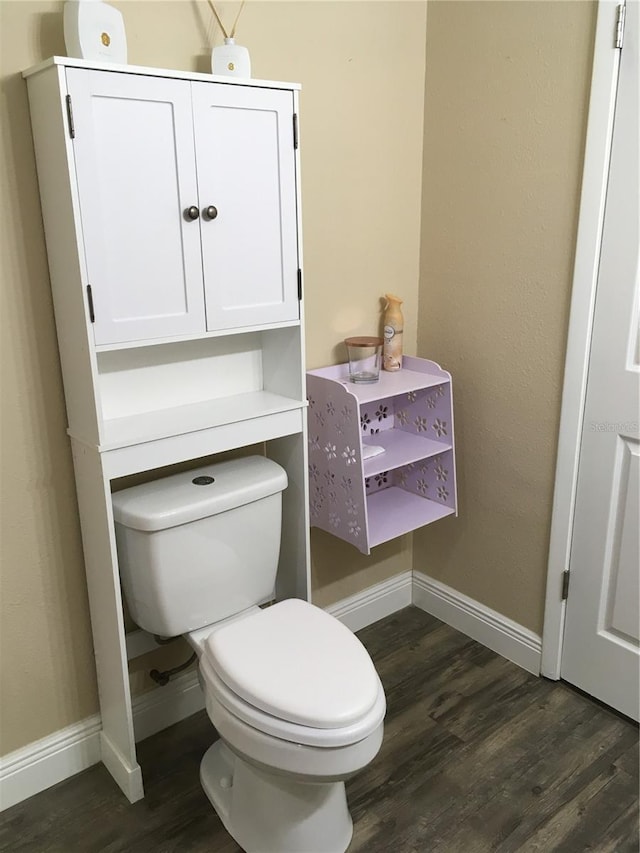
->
96, 391, 305, 451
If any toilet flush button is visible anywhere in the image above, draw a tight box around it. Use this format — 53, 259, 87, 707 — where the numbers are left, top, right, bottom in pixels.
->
192, 475, 215, 486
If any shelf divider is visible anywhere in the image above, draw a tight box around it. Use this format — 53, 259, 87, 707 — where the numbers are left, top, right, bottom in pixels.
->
367, 487, 455, 549
362, 432, 451, 478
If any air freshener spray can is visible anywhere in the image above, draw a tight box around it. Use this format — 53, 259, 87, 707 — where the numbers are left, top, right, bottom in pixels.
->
383, 294, 404, 371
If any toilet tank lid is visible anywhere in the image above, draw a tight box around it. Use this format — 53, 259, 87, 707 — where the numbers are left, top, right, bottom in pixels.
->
111, 456, 287, 532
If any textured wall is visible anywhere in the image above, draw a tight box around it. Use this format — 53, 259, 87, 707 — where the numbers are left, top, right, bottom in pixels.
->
0, 0, 598, 761
0, 1, 427, 754
415, 0, 596, 633
0, 0, 100, 758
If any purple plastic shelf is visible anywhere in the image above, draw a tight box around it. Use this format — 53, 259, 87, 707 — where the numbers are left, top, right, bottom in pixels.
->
307, 357, 447, 403
307, 356, 457, 555
362, 431, 452, 478
367, 487, 455, 549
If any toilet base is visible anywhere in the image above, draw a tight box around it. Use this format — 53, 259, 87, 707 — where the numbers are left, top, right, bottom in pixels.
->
200, 740, 354, 853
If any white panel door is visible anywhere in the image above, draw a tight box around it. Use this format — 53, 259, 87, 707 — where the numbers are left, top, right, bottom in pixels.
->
561, 2, 639, 721
191, 83, 300, 331
67, 69, 206, 345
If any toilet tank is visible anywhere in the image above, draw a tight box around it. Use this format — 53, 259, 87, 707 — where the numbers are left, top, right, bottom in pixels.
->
112, 456, 288, 638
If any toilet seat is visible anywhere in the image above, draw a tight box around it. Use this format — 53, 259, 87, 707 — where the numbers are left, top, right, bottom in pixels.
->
199, 599, 386, 747
200, 653, 385, 748
204, 684, 385, 785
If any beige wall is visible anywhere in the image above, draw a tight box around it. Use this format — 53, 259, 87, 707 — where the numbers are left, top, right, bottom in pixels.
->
1, 1, 99, 758
0, 0, 599, 760
415, 1, 596, 633
0, 1, 427, 755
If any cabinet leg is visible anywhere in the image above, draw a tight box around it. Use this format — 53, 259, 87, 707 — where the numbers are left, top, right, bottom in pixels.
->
71, 440, 142, 801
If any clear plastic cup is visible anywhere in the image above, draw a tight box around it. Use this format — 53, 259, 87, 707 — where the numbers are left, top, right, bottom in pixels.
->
344, 336, 383, 384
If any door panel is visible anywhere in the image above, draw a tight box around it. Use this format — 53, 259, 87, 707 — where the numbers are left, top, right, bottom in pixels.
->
67, 69, 205, 345
605, 438, 639, 642
192, 83, 299, 330
561, 1, 639, 721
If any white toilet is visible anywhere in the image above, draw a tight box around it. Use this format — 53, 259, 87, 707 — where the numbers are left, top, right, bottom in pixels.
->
112, 455, 386, 853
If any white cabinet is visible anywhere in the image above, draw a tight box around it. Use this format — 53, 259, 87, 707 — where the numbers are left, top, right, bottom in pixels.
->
24, 57, 310, 805
67, 68, 300, 346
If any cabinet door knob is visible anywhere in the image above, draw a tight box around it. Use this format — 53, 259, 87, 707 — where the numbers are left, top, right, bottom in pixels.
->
203, 205, 218, 221
184, 206, 200, 221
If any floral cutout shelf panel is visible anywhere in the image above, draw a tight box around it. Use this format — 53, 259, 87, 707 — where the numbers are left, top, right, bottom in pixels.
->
306, 356, 457, 555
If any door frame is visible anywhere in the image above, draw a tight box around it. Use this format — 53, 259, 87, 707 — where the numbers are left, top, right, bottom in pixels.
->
542, 0, 625, 679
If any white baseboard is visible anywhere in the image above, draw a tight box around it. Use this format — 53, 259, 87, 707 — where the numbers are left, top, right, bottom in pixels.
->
0, 571, 413, 814
0, 669, 204, 812
0, 715, 102, 812
1, 571, 541, 811
132, 669, 204, 744
324, 571, 413, 632
412, 571, 542, 675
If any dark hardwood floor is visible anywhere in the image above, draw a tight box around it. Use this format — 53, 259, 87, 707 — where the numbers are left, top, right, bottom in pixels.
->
1, 606, 638, 852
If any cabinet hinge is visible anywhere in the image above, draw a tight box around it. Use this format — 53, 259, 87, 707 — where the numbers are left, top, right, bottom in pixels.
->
615, 3, 626, 48
293, 113, 299, 150
86, 285, 95, 323
297, 268, 302, 300
561, 570, 570, 601
65, 94, 75, 139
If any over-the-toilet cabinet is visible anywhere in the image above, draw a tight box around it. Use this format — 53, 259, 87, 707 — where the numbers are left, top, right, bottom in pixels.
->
24, 57, 310, 806
67, 68, 300, 345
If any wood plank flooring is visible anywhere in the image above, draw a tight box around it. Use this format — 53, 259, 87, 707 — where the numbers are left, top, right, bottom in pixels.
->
1, 607, 638, 852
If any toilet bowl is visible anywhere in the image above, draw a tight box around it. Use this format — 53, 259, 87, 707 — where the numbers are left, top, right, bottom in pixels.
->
191, 599, 385, 853
112, 456, 386, 853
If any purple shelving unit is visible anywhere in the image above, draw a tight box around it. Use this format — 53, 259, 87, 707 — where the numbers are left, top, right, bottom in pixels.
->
306, 355, 457, 555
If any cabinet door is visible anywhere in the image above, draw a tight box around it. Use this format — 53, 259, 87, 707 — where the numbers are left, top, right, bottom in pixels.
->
191, 83, 300, 330
67, 69, 206, 345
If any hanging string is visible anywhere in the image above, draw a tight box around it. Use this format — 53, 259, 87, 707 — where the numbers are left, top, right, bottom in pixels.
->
207, 1, 246, 40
